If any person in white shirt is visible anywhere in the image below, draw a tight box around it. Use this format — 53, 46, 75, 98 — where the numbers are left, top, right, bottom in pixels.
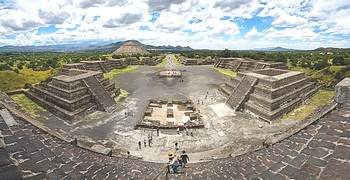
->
167, 152, 179, 173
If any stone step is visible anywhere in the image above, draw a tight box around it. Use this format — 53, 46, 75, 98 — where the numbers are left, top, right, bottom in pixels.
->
0, 109, 18, 127
26, 91, 96, 121
226, 76, 257, 111
83, 76, 115, 111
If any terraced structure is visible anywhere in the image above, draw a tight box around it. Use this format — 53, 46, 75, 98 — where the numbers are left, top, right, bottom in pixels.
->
1, 55, 349, 179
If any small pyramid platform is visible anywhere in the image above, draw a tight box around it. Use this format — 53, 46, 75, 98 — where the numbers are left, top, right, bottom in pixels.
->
113, 41, 149, 55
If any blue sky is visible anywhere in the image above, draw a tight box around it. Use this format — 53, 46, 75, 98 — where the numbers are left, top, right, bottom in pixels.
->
0, 0, 349, 50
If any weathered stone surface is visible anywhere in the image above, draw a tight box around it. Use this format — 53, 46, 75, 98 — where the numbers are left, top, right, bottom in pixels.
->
332, 145, 350, 160
319, 159, 350, 180
1, 85, 350, 179
91, 144, 112, 156
0, 139, 4, 149
334, 77, 350, 103
0, 109, 18, 126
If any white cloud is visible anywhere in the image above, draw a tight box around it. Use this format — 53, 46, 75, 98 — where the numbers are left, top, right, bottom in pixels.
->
271, 12, 308, 27
262, 27, 318, 40
245, 26, 261, 38
0, 0, 349, 49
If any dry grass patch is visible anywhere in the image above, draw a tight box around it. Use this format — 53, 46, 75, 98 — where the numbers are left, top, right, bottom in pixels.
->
0, 67, 53, 92
210, 67, 237, 78
104, 66, 139, 80
277, 90, 334, 123
10, 93, 46, 117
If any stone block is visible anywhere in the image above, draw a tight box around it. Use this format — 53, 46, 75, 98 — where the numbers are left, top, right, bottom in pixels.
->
319, 159, 350, 180
334, 77, 350, 103
0, 139, 4, 148
144, 108, 153, 116
91, 144, 112, 156
332, 145, 350, 160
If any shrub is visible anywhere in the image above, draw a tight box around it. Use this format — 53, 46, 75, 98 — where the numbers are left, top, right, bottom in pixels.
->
24, 83, 33, 89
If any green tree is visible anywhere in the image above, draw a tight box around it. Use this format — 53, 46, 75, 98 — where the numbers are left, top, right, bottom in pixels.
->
24, 83, 33, 89
333, 56, 345, 65
17, 63, 23, 69
220, 49, 232, 58
0, 64, 11, 70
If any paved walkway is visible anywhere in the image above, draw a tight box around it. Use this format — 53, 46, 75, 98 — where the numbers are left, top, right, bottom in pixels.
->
1, 100, 349, 179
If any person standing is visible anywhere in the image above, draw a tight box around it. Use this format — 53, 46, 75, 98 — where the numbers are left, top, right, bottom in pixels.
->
157, 128, 160, 136
138, 141, 141, 149
175, 142, 178, 150
176, 127, 180, 135
167, 152, 180, 173
180, 150, 189, 168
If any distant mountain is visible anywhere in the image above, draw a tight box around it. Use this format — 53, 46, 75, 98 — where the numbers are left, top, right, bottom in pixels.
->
252, 47, 299, 52
0, 40, 194, 53
313, 47, 350, 51
0, 44, 88, 52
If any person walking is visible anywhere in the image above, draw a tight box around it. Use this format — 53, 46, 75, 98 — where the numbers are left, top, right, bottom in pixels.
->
157, 128, 160, 136
144, 139, 147, 147
176, 127, 180, 135
180, 150, 189, 168
175, 142, 178, 150
138, 141, 141, 149
167, 152, 180, 173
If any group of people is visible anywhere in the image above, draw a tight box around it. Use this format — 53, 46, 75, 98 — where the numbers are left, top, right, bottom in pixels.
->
138, 134, 152, 149
167, 150, 190, 174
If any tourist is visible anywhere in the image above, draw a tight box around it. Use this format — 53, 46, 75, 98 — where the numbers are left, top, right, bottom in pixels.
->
138, 141, 141, 149
157, 128, 160, 136
180, 150, 189, 168
176, 127, 179, 135
186, 127, 189, 136
175, 142, 178, 150
144, 139, 146, 147
148, 138, 151, 147
190, 129, 193, 137
167, 152, 180, 173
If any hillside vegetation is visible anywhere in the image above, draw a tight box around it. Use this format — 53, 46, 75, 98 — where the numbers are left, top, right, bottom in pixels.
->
1, 49, 349, 92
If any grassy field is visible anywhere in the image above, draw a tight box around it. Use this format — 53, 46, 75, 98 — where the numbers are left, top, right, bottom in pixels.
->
156, 56, 167, 67
114, 89, 129, 103
277, 90, 334, 123
173, 56, 183, 66
10, 93, 46, 117
0, 67, 53, 92
210, 67, 237, 78
104, 66, 139, 80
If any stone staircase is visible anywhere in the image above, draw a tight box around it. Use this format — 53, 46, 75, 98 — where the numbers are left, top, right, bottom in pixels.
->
98, 62, 109, 73
83, 76, 116, 111
214, 58, 223, 67
220, 77, 242, 97
226, 75, 258, 111
231, 61, 242, 72
254, 63, 265, 70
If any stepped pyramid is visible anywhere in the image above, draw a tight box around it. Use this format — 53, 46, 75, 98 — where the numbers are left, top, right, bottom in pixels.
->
113, 41, 149, 55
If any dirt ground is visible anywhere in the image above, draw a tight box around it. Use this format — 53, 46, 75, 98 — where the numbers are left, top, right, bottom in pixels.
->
38, 55, 298, 163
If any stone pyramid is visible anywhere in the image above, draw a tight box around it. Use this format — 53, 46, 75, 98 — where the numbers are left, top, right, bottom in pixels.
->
113, 41, 149, 55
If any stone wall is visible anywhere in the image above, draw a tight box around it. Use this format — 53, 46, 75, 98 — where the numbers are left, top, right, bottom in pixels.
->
223, 68, 318, 122
334, 77, 350, 104
27, 68, 118, 122
215, 58, 286, 72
